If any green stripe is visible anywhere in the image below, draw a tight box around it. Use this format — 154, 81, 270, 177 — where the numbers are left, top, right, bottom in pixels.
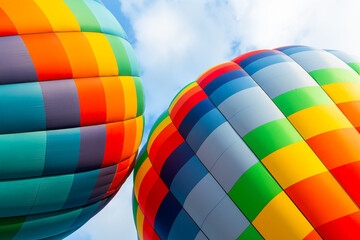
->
63, 0, 101, 32
273, 86, 333, 117
237, 225, 263, 240
0, 216, 26, 240
309, 68, 360, 85
149, 112, 169, 138
243, 118, 303, 160
229, 162, 282, 221
133, 77, 145, 117
348, 62, 360, 74
105, 35, 132, 76
169, 82, 197, 111
132, 194, 139, 228
134, 150, 148, 178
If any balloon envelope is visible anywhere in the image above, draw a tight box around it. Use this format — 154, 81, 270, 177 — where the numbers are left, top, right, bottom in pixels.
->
0, 1, 144, 239
133, 46, 360, 240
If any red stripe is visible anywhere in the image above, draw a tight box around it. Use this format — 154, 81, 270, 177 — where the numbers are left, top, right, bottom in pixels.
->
232, 49, 270, 64
138, 168, 158, 215
103, 122, 125, 167
316, 211, 360, 239
149, 124, 184, 173
331, 161, 360, 207
197, 62, 240, 88
144, 177, 169, 226
171, 88, 207, 128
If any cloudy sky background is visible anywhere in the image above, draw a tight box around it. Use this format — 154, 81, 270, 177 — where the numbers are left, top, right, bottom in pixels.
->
67, 0, 360, 239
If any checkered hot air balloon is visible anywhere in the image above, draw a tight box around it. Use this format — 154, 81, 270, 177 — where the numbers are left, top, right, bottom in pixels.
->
0, 0, 144, 239
133, 46, 360, 240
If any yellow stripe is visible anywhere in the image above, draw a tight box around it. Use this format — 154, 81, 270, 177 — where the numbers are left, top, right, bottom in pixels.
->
169, 82, 198, 113
34, 0, 80, 32
147, 116, 172, 151
253, 191, 314, 240
136, 206, 145, 240
133, 116, 144, 154
262, 141, 328, 189
134, 157, 152, 199
322, 82, 360, 104
121, 76, 138, 120
83, 32, 118, 76
288, 104, 353, 139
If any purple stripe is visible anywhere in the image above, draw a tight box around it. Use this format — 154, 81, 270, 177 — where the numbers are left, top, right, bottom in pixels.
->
77, 125, 106, 172
87, 164, 117, 204
40, 79, 81, 129
0, 36, 38, 84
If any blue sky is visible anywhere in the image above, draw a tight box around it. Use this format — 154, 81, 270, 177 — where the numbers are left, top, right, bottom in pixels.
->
67, 0, 360, 239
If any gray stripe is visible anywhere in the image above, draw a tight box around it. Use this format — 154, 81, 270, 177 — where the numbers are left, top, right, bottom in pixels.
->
40, 79, 80, 130
0, 35, 38, 84
210, 139, 258, 192
183, 173, 225, 226
201, 196, 249, 240
250, 62, 317, 98
196, 122, 239, 170
289, 50, 352, 72
218, 87, 284, 137
77, 125, 107, 172
194, 231, 209, 240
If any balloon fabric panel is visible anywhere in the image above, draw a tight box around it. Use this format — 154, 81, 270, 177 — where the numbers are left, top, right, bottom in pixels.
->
134, 46, 360, 239
0, 0, 144, 239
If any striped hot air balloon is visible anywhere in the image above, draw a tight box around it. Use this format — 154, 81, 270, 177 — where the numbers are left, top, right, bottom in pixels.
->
133, 46, 360, 240
0, 0, 144, 239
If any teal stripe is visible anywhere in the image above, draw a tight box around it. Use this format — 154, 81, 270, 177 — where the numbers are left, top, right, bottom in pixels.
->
120, 38, 141, 76
0, 131, 46, 180
0, 174, 74, 218
0, 82, 46, 134
63, 0, 101, 32
84, 0, 126, 38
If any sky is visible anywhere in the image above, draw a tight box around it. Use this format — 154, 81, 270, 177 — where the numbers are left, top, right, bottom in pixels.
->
67, 0, 360, 239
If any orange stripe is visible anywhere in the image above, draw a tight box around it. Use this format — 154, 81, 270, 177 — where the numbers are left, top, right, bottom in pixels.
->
316, 211, 360, 239
337, 100, 360, 129
121, 118, 137, 159
307, 128, 360, 170
101, 76, 126, 122
74, 77, 107, 126
56, 32, 99, 78
303, 230, 322, 240
286, 171, 358, 227
21, 33, 73, 80
0, 0, 53, 34
0, 8, 18, 36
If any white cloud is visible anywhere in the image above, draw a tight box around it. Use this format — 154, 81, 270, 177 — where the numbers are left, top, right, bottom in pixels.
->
68, 0, 360, 239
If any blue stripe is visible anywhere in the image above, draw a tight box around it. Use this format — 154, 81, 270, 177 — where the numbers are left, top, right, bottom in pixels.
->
178, 99, 214, 139
186, 108, 226, 152
203, 69, 247, 95
170, 156, 207, 205
244, 54, 291, 75
160, 142, 195, 188
168, 209, 200, 240
278, 45, 316, 55
154, 193, 182, 240
210, 76, 257, 106
239, 50, 283, 68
